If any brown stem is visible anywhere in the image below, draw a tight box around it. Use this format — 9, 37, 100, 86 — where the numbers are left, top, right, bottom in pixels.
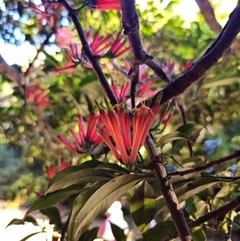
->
144, 135, 192, 241
120, 0, 169, 83
168, 149, 240, 176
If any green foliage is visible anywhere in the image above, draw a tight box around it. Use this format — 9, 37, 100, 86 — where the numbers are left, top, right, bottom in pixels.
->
2, 0, 240, 240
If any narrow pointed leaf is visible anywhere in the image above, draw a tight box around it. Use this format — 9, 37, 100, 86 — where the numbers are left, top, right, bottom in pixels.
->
26, 185, 81, 215
73, 174, 148, 241
47, 169, 112, 193
40, 206, 63, 230
157, 131, 190, 148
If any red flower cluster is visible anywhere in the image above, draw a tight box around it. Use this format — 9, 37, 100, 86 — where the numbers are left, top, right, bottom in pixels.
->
55, 31, 129, 73
58, 114, 103, 154
26, 84, 50, 108
97, 101, 160, 164
56, 27, 75, 48
46, 158, 72, 179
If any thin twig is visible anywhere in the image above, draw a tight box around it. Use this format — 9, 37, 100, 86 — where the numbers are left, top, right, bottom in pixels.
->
174, 97, 193, 156
168, 150, 240, 176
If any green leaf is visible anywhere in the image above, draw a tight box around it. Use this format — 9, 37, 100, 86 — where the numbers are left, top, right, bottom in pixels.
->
73, 174, 147, 241
203, 77, 240, 88
143, 221, 176, 241
78, 227, 99, 241
157, 131, 190, 148
173, 123, 205, 148
130, 181, 157, 233
40, 206, 63, 230
68, 184, 105, 241
6, 216, 39, 227
26, 185, 81, 215
110, 223, 126, 241
192, 227, 206, 241
96, 163, 129, 174
47, 168, 112, 193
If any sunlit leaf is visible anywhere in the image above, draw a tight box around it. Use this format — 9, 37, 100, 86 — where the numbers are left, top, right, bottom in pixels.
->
192, 227, 206, 241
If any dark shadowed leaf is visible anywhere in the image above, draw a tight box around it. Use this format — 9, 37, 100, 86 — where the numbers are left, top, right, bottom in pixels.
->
110, 222, 126, 241
78, 227, 99, 241
40, 206, 63, 230
26, 185, 81, 215
173, 123, 205, 149
6, 215, 39, 227
143, 221, 176, 241
47, 168, 112, 193
157, 131, 190, 148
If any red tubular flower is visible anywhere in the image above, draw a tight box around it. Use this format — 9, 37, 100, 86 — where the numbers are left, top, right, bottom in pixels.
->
56, 27, 74, 48
58, 114, 103, 153
26, 84, 50, 108
105, 33, 130, 58
98, 101, 160, 164
85, 0, 121, 10
111, 81, 130, 102
46, 158, 72, 179
54, 42, 81, 73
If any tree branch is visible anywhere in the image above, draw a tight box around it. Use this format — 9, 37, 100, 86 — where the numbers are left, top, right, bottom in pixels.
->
60, 0, 118, 106
151, 2, 240, 105
120, 0, 169, 83
168, 149, 240, 176
144, 135, 192, 241
195, 0, 240, 50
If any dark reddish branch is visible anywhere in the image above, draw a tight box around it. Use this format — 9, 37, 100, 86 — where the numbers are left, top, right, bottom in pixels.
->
163, 195, 240, 241
60, 0, 118, 106
168, 149, 240, 176
144, 135, 192, 241
195, 0, 240, 50
151, 2, 240, 106
120, 0, 169, 83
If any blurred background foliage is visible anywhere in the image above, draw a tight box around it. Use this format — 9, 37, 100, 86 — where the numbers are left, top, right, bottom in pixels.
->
0, 0, 239, 217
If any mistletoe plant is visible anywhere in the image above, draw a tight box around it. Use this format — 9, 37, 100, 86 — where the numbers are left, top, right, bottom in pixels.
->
2, 0, 240, 241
